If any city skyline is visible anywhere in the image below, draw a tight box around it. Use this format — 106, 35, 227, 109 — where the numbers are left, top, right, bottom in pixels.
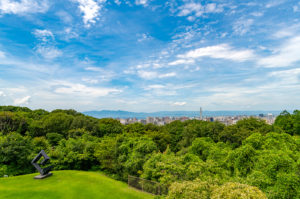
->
0, 0, 300, 112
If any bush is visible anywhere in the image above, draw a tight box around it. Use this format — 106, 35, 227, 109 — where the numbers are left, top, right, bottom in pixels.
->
167, 180, 218, 199
211, 182, 267, 199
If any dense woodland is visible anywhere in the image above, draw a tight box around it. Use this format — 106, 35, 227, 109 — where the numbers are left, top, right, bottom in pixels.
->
0, 106, 299, 199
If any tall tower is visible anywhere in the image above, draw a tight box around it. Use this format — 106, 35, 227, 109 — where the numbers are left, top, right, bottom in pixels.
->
200, 107, 203, 120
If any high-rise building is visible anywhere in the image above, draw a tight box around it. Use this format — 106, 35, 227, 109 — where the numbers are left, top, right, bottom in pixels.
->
200, 107, 203, 120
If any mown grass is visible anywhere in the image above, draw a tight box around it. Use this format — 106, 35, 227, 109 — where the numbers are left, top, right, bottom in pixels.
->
0, 170, 154, 199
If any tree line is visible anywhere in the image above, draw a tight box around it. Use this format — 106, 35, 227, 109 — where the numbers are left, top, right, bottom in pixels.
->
0, 106, 299, 198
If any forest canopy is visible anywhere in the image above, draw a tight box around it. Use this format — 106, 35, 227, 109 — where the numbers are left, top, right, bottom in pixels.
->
0, 106, 299, 199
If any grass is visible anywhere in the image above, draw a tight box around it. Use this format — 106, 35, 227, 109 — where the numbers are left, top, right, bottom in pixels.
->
0, 170, 154, 199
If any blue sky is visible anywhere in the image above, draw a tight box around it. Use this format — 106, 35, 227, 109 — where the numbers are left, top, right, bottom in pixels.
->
0, 0, 300, 112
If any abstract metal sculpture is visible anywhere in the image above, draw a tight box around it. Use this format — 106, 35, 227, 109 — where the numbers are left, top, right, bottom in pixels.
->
31, 150, 53, 179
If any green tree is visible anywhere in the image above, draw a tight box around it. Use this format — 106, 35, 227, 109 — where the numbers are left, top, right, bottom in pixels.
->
0, 133, 33, 175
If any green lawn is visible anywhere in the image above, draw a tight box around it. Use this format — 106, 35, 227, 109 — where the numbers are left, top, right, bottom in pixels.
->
0, 170, 154, 199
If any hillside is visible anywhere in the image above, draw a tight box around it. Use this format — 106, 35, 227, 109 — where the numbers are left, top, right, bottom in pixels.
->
83, 110, 282, 119
0, 170, 154, 199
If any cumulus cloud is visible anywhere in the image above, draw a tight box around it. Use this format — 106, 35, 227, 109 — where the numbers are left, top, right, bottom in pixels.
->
0, 0, 49, 15
54, 82, 121, 97
74, 0, 106, 28
258, 36, 300, 67
14, 96, 31, 105
178, 44, 255, 62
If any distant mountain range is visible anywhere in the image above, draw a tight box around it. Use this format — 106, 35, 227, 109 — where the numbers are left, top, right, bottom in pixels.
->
82, 110, 283, 119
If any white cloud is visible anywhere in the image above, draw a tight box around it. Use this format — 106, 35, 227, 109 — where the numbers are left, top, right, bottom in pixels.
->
56, 10, 73, 24
266, 0, 286, 8
0, 51, 5, 58
205, 3, 223, 13
14, 96, 31, 105
293, 2, 300, 12
35, 45, 62, 59
33, 29, 62, 59
135, 0, 148, 6
172, 102, 186, 106
0, 0, 49, 15
268, 68, 300, 84
233, 18, 254, 35
74, 0, 106, 28
258, 36, 300, 67
114, 0, 121, 5
63, 28, 79, 40
0, 91, 5, 97
54, 82, 121, 97
178, 2, 203, 17
33, 29, 54, 41
159, 72, 176, 78
145, 84, 165, 90
144, 84, 177, 96
177, 2, 223, 20
273, 30, 295, 39
137, 33, 152, 42
251, 12, 263, 17
168, 59, 195, 66
82, 77, 99, 84
178, 44, 255, 62
138, 71, 176, 79
137, 71, 157, 79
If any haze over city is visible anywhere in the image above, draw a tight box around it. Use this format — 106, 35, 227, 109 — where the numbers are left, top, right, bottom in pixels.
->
0, 0, 300, 112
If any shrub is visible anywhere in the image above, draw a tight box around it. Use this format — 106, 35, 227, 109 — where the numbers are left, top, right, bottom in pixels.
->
167, 180, 218, 199
211, 182, 267, 199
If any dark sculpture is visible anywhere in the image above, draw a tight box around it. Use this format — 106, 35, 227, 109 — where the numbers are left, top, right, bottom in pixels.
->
31, 150, 53, 179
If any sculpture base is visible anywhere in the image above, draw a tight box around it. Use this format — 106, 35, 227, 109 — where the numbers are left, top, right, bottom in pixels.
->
34, 173, 53, 179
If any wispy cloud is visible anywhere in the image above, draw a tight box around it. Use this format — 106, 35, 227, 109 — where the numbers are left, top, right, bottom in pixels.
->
168, 59, 195, 66
0, 91, 5, 97
0, 51, 5, 58
35, 46, 62, 59
0, 0, 49, 15
138, 70, 176, 79
33, 29, 62, 59
53, 81, 121, 97
178, 44, 255, 62
233, 18, 254, 35
14, 96, 31, 105
258, 36, 300, 67
266, 0, 286, 8
268, 68, 300, 84
135, 0, 148, 6
177, 2, 223, 21
172, 101, 186, 106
